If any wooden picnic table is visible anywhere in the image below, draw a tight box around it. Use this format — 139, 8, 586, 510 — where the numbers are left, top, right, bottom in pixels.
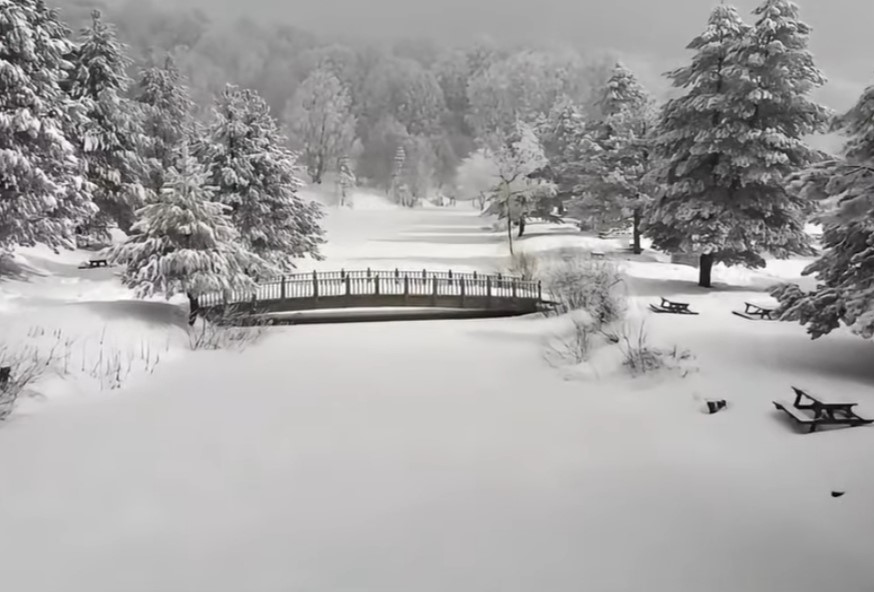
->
660, 297, 691, 313
790, 387, 857, 419
743, 301, 776, 319
773, 387, 872, 433
79, 259, 109, 269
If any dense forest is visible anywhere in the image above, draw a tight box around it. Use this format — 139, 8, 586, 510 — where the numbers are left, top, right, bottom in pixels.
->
56, 0, 617, 193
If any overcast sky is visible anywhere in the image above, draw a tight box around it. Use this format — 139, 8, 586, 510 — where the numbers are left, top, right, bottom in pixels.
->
177, 0, 871, 110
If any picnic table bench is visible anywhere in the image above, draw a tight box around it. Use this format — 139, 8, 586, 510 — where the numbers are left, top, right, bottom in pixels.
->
733, 301, 776, 321
773, 386, 873, 433
649, 297, 699, 315
79, 259, 109, 269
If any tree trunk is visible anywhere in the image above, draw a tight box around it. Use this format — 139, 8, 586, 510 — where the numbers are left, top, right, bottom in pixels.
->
699, 253, 714, 288
506, 215, 514, 256
187, 292, 200, 326
517, 216, 526, 238
632, 208, 642, 255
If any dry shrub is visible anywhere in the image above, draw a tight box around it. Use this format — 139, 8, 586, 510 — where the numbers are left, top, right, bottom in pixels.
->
542, 248, 627, 325
507, 249, 540, 280
188, 308, 272, 351
0, 326, 169, 421
617, 322, 696, 378
0, 345, 51, 420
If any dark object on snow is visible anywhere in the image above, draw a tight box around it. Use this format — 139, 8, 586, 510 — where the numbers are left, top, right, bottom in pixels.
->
0, 366, 10, 390
78, 259, 108, 269
732, 301, 776, 321
831, 491, 845, 498
649, 297, 699, 315
706, 399, 727, 414
187, 293, 200, 326
773, 386, 873, 433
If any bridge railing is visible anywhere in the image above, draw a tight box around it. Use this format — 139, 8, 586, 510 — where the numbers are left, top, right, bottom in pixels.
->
199, 269, 542, 307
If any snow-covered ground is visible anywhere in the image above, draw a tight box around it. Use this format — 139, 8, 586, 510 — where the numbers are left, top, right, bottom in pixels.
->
1, 193, 874, 592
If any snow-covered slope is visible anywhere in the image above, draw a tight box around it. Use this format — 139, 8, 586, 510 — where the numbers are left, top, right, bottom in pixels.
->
1, 203, 873, 592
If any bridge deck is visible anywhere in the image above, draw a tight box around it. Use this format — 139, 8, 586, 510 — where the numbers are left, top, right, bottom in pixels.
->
199, 269, 545, 317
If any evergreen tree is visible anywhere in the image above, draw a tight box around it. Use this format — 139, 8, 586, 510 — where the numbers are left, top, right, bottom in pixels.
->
644, 2, 825, 287
198, 85, 325, 273
108, 149, 261, 322
0, 0, 95, 252
134, 56, 194, 195
67, 10, 145, 237
772, 82, 874, 339
573, 63, 656, 253
536, 98, 589, 215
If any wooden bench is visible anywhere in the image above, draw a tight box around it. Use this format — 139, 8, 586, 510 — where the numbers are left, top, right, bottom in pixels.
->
773, 387, 873, 433
649, 297, 699, 315
733, 301, 776, 321
79, 259, 109, 269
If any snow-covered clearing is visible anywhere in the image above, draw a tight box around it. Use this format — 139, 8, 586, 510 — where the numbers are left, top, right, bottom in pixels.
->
1, 195, 874, 591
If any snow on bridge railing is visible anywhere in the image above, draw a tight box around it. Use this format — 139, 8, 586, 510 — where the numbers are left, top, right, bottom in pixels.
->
198, 269, 543, 307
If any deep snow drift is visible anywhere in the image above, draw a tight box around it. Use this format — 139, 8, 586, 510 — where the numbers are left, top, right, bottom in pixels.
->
1, 194, 874, 592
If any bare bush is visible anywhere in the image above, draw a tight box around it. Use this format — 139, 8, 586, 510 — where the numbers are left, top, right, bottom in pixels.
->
544, 312, 597, 366
507, 249, 539, 280
0, 326, 169, 420
542, 249, 627, 325
188, 309, 271, 351
0, 345, 54, 420
617, 322, 695, 378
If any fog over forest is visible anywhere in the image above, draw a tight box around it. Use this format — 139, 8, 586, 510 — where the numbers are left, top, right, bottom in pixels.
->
101, 0, 873, 109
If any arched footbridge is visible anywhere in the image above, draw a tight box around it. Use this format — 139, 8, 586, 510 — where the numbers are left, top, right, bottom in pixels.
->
198, 269, 553, 324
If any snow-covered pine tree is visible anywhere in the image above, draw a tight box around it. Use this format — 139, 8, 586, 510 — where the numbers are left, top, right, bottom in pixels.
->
198, 85, 325, 274
771, 82, 874, 339
67, 10, 145, 238
108, 147, 261, 323
134, 55, 194, 196
573, 63, 656, 253
536, 98, 589, 217
0, 0, 95, 252
644, 2, 825, 287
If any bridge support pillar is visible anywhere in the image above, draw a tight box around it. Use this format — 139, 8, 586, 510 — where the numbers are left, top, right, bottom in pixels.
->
486, 277, 492, 309
431, 277, 438, 307
460, 278, 465, 308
